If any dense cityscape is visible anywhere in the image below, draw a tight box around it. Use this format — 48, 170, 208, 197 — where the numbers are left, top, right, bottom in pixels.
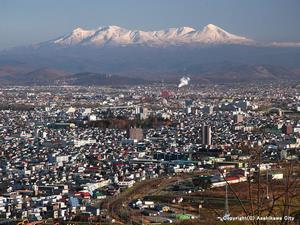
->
1, 1, 300, 224
0, 82, 299, 224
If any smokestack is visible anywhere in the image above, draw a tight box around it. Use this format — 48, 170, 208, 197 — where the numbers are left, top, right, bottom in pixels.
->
178, 76, 190, 88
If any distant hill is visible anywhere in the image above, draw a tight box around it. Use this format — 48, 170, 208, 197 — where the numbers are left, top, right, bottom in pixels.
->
0, 63, 298, 86
0, 69, 151, 86
0, 68, 69, 85
69, 72, 151, 85
183, 63, 300, 83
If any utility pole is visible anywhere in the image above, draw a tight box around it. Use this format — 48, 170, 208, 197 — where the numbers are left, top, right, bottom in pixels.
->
257, 147, 261, 225
130, 208, 132, 225
266, 169, 269, 199
224, 183, 230, 217
198, 204, 202, 221
99, 205, 102, 225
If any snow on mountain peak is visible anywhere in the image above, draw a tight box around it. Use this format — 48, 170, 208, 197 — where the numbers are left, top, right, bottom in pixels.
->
198, 24, 253, 44
204, 24, 219, 30
201, 24, 229, 36
100, 25, 123, 31
73, 27, 86, 33
54, 27, 96, 45
177, 26, 195, 33
51, 24, 254, 47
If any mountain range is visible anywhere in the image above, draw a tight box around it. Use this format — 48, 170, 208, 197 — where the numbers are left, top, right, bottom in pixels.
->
0, 24, 300, 85
47, 24, 253, 47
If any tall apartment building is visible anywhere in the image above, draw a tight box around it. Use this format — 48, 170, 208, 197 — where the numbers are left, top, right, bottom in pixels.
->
202, 124, 212, 146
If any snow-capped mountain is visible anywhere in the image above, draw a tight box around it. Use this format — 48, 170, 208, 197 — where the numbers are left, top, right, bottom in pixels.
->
50, 24, 254, 47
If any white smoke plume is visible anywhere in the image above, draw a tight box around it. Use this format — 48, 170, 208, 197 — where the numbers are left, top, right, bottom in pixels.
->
178, 76, 190, 88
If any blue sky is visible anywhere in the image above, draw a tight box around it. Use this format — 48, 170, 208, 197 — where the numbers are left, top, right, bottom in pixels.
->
0, 0, 300, 49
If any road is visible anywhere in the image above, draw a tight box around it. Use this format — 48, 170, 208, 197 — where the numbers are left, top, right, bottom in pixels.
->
105, 174, 196, 224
